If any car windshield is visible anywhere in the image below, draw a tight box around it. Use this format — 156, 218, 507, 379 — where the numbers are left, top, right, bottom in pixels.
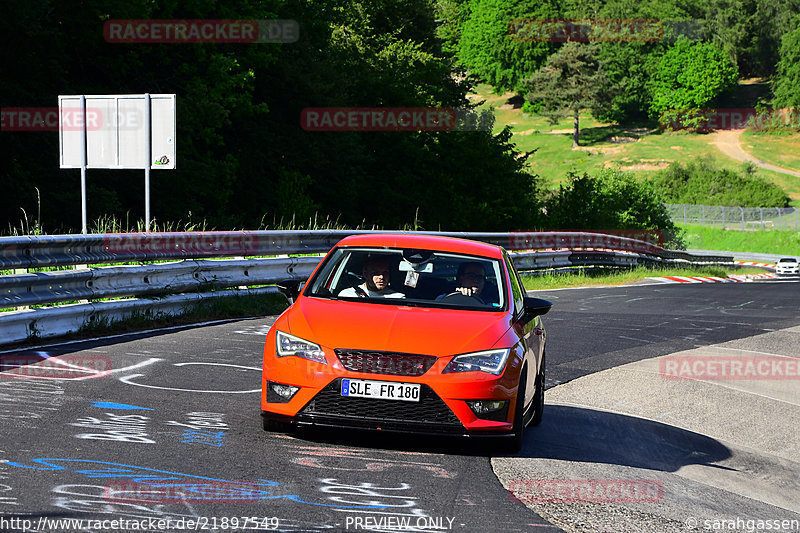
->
305, 247, 506, 311
778, 258, 797, 263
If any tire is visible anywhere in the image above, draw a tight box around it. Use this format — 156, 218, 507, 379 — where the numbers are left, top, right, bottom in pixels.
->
529, 353, 545, 427
501, 369, 527, 454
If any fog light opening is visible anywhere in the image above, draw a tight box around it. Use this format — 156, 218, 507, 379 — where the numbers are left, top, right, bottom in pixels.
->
266, 381, 300, 403
467, 400, 507, 414
272, 383, 299, 399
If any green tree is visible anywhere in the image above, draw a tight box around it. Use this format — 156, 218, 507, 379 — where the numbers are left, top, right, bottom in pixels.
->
435, 0, 472, 58
704, 0, 800, 78
525, 42, 612, 147
567, 0, 699, 123
650, 37, 738, 129
457, 0, 559, 92
772, 14, 800, 113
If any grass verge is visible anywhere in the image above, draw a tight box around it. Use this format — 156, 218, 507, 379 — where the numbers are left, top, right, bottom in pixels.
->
521, 266, 768, 291
740, 131, 800, 172
680, 224, 800, 256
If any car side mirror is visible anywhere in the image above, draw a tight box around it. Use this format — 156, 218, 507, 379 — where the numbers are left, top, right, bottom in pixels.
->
276, 279, 303, 304
522, 297, 552, 322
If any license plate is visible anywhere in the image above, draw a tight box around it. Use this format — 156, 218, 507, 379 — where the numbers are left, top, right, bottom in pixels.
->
340, 379, 420, 402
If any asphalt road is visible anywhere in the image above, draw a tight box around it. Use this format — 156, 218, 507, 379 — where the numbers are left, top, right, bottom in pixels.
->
1, 280, 798, 533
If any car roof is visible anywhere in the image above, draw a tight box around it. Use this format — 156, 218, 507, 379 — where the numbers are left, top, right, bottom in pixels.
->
334, 233, 505, 259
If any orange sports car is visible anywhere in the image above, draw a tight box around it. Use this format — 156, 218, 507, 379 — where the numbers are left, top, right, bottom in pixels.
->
261, 234, 551, 451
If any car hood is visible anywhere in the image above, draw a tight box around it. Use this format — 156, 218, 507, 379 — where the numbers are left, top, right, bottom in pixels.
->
285, 297, 512, 357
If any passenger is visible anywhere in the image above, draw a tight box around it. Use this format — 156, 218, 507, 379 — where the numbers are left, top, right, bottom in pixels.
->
338, 256, 405, 298
438, 262, 487, 300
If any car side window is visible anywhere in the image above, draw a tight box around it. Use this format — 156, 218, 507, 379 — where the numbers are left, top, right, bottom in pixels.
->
504, 252, 524, 317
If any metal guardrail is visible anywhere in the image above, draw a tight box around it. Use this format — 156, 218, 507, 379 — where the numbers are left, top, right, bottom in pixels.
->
1, 257, 321, 308
2, 230, 716, 270
0, 230, 734, 346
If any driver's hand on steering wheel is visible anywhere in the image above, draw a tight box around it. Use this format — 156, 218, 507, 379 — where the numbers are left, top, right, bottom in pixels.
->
455, 286, 479, 297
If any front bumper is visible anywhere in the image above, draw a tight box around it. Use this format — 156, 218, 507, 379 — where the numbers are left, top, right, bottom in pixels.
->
262, 372, 517, 436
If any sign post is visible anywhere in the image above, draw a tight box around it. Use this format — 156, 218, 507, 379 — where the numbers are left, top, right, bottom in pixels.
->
144, 93, 152, 231
80, 95, 87, 234
59, 94, 176, 233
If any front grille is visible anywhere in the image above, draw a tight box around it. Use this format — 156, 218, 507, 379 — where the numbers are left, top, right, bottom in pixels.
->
299, 379, 463, 433
334, 349, 437, 377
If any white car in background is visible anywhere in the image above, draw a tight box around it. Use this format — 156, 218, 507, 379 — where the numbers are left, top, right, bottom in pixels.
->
775, 257, 799, 275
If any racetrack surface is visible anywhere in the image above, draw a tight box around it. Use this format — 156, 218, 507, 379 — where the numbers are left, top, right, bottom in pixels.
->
1, 281, 798, 532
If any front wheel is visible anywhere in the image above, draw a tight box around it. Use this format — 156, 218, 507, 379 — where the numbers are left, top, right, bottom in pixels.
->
500, 369, 527, 454
529, 353, 545, 427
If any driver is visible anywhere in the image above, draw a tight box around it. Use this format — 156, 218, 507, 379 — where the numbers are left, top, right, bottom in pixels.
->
438, 262, 486, 300
338, 256, 405, 298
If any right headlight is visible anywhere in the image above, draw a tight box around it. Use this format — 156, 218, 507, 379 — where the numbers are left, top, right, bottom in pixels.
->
443, 349, 510, 375
275, 331, 327, 364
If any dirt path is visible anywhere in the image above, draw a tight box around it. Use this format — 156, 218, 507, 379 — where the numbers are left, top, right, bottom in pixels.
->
709, 129, 800, 177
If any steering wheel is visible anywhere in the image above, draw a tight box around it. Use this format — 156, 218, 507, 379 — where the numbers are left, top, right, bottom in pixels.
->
440, 291, 485, 305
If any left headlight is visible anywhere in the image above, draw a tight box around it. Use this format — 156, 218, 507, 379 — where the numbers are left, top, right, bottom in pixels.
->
443, 349, 510, 375
276, 331, 327, 364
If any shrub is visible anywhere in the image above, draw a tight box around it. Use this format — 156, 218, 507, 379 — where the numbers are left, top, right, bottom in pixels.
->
521, 100, 540, 115
649, 156, 790, 207
544, 169, 684, 248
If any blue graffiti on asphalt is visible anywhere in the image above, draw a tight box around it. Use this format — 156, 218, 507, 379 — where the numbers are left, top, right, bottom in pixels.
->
92, 401, 154, 410
181, 429, 224, 447
6, 459, 386, 508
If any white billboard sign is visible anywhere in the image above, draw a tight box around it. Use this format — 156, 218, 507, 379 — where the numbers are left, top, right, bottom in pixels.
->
59, 94, 175, 169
